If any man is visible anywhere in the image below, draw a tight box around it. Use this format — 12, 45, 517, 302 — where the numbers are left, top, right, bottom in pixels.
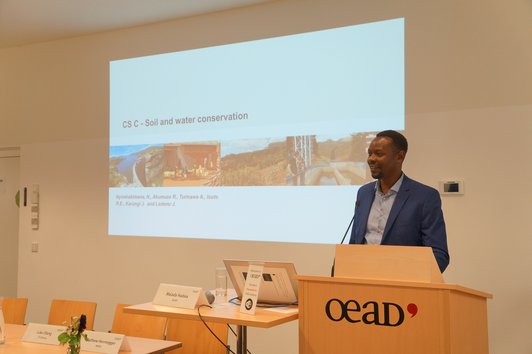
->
349, 130, 450, 272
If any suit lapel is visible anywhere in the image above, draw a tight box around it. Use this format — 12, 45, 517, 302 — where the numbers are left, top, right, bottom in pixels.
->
381, 176, 411, 244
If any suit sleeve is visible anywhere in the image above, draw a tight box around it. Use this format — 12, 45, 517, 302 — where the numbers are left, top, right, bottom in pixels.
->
421, 188, 450, 272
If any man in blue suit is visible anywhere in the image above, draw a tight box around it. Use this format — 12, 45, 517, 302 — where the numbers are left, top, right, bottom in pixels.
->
349, 130, 449, 272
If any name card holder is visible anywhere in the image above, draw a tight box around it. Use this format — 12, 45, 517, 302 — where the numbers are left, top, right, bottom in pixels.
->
22, 323, 66, 345
82, 330, 129, 354
240, 264, 264, 315
153, 283, 209, 309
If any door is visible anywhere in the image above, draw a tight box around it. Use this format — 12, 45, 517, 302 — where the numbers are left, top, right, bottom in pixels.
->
0, 148, 20, 296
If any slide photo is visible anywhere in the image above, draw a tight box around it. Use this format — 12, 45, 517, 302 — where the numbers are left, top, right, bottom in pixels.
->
162, 142, 221, 187
109, 144, 164, 187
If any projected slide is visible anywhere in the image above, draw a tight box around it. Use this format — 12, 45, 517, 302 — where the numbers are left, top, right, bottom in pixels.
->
109, 18, 404, 243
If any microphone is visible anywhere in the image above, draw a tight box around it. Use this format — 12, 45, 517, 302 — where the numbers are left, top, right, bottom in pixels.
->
339, 201, 359, 244
331, 201, 359, 277
204, 290, 215, 304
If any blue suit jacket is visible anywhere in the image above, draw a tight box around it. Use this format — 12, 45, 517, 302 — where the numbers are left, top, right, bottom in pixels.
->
349, 175, 450, 272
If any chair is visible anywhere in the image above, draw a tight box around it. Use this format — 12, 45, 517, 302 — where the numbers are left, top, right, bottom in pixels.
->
1, 298, 29, 324
111, 304, 167, 339
165, 317, 229, 354
48, 299, 97, 330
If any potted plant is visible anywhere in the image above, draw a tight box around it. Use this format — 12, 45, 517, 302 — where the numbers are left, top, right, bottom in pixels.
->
58, 314, 88, 354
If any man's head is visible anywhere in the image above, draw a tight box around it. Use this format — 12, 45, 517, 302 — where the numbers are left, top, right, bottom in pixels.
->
367, 130, 408, 181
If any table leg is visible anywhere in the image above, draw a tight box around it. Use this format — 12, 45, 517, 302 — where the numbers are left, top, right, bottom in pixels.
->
236, 325, 247, 354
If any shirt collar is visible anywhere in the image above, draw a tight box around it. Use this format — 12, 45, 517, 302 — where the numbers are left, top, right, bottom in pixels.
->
375, 173, 404, 195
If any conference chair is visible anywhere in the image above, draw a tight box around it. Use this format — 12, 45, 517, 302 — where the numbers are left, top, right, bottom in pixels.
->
1, 297, 29, 324
111, 304, 167, 339
165, 317, 229, 354
48, 299, 97, 330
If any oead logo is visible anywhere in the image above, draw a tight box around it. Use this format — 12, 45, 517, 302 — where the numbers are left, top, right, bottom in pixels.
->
325, 298, 418, 327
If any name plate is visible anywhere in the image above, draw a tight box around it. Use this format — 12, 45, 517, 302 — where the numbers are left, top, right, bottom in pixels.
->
81, 331, 129, 354
153, 283, 209, 309
240, 264, 264, 315
22, 323, 65, 345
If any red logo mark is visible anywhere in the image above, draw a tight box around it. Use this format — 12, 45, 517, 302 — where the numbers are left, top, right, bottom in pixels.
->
407, 303, 418, 317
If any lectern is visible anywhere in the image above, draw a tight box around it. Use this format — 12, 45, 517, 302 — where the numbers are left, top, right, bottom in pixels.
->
298, 245, 492, 354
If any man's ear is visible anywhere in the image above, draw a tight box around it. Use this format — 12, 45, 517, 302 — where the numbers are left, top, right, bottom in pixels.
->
396, 150, 406, 163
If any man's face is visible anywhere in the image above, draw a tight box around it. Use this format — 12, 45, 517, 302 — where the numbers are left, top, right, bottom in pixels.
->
367, 136, 405, 180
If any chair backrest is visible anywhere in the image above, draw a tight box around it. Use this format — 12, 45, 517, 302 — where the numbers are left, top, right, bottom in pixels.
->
48, 299, 97, 330
111, 304, 167, 339
165, 318, 229, 354
1, 298, 29, 324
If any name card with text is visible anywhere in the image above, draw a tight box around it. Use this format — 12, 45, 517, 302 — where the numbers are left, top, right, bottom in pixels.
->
81, 330, 130, 354
240, 264, 264, 315
22, 323, 65, 345
153, 283, 209, 309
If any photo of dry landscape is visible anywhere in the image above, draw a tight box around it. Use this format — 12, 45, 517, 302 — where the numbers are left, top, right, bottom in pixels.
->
220, 138, 287, 186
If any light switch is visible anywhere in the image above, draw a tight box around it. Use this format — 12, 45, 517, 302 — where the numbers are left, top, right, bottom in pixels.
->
439, 180, 464, 195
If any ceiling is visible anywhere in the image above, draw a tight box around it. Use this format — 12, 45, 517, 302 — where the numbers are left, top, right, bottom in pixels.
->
0, 0, 272, 49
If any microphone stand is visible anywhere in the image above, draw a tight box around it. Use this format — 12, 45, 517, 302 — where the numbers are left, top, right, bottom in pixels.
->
331, 212, 356, 277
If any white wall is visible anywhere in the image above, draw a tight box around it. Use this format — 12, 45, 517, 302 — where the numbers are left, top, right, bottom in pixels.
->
1, 0, 532, 353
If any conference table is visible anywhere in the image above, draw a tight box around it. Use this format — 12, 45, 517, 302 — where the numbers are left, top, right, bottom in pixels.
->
0, 324, 181, 354
124, 294, 298, 354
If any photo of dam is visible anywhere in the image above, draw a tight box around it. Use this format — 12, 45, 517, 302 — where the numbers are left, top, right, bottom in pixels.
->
109, 144, 164, 187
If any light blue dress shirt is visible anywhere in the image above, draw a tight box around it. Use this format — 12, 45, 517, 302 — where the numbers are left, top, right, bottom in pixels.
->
364, 174, 404, 245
